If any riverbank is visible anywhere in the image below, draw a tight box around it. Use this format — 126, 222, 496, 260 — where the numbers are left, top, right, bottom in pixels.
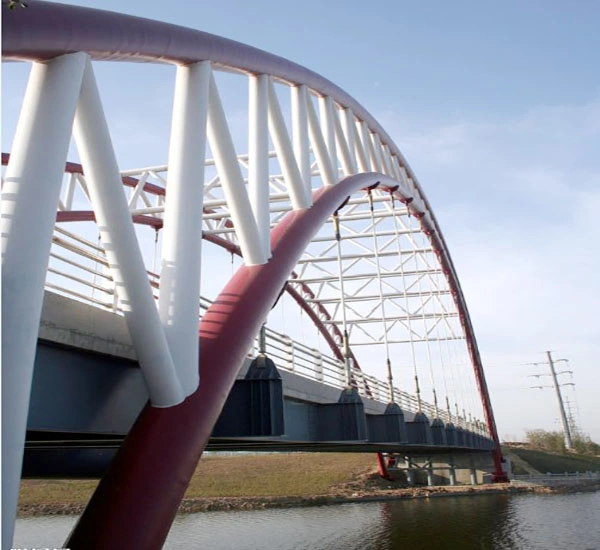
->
18, 452, 600, 517
19, 479, 600, 517
176, 478, 600, 514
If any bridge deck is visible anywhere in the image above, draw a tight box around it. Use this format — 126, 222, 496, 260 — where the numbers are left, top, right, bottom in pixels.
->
24, 292, 492, 478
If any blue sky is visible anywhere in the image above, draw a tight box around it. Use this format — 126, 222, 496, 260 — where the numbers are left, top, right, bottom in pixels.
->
2, 0, 599, 441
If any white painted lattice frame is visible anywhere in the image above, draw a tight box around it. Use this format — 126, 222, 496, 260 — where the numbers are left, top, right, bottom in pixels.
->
8, 61, 467, 357
2, 54, 481, 409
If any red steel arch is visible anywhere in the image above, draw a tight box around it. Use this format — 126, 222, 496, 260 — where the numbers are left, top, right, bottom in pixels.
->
66, 173, 399, 549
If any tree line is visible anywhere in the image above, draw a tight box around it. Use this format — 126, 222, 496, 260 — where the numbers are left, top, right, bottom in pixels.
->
526, 429, 600, 456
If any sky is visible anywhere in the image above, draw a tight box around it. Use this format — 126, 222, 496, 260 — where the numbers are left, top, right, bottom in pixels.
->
2, 0, 599, 442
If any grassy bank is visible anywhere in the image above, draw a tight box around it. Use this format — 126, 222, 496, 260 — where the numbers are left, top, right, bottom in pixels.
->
183, 452, 374, 498
505, 446, 600, 475
18, 452, 374, 513
18, 448, 600, 516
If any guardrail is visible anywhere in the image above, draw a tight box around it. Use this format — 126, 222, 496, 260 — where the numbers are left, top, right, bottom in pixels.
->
45, 224, 485, 434
512, 472, 600, 481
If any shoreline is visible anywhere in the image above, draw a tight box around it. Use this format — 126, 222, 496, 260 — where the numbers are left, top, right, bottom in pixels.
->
18, 480, 600, 518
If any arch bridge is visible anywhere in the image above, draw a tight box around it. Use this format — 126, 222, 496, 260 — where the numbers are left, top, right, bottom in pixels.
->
2, 2, 506, 548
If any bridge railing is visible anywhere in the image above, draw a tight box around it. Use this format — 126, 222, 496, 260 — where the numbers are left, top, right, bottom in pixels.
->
511, 472, 600, 484
47, 226, 118, 310
261, 330, 346, 387
257, 324, 466, 426
45, 221, 481, 429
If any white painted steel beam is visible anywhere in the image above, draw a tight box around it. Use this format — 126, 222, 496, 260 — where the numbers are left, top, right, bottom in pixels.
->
249, 74, 271, 258
324, 209, 409, 223
381, 144, 394, 177
297, 248, 432, 264
305, 289, 451, 304
371, 133, 386, 174
306, 96, 336, 186
1, 52, 87, 550
333, 107, 356, 176
325, 312, 458, 324
310, 227, 420, 242
290, 268, 442, 284
390, 155, 403, 181
349, 336, 464, 346
341, 108, 361, 172
73, 58, 184, 407
267, 79, 310, 210
351, 118, 370, 172
207, 72, 266, 265
62, 172, 78, 211
291, 85, 312, 203
159, 61, 210, 397
319, 95, 337, 174
358, 120, 377, 171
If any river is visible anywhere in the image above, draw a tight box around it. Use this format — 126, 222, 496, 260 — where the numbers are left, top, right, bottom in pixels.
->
14, 490, 600, 549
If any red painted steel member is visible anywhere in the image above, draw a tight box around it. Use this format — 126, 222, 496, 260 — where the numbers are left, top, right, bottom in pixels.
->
66, 174, 393, 549
2, 146, 508, 542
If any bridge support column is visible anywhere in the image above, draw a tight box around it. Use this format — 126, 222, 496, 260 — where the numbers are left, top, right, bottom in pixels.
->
449, 467, 457, 486
470, 468, 478, 485
207, 71, 266, 265
405, 461, 415, 486
426, 469, 434, 487
159, 60, 210, 396
1, 52, 87, 550
249, 74, 271, 258
74, 58, 183, 407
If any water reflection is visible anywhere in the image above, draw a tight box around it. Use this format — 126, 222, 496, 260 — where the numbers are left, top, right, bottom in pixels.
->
167, 503, 385, 550
14, 491, 600, 549
379, 495, 521, 549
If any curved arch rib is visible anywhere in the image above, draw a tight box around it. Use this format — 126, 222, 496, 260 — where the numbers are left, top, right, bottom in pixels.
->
66, 173, 388, 549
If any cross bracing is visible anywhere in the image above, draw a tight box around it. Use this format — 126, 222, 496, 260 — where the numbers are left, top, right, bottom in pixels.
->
1, 62, 485, 425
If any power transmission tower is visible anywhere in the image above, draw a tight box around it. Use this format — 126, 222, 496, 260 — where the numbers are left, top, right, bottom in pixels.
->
545, 351, 573, 450
527, 351, 575, 450
563, 396, 579, 437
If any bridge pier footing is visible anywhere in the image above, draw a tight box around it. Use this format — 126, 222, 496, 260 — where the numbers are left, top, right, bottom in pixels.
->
212, 355, 284, 437
316, 387, 367, 441
367, 402, 407, 445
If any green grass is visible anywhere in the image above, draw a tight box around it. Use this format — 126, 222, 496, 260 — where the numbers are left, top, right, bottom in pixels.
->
508, 447, 600, 474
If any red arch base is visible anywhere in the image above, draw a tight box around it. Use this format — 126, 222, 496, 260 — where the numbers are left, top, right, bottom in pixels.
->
66, 174, 390, 548
65, 172, 505, 548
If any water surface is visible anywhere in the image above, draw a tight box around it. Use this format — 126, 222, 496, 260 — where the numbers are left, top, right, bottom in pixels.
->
14, 490, 600, 549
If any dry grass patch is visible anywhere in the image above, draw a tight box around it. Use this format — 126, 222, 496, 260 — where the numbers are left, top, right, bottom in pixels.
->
19, 478, 99, 507
508, 447, 600, 474
18, 452, 376, 510
184, 452, 375, 498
